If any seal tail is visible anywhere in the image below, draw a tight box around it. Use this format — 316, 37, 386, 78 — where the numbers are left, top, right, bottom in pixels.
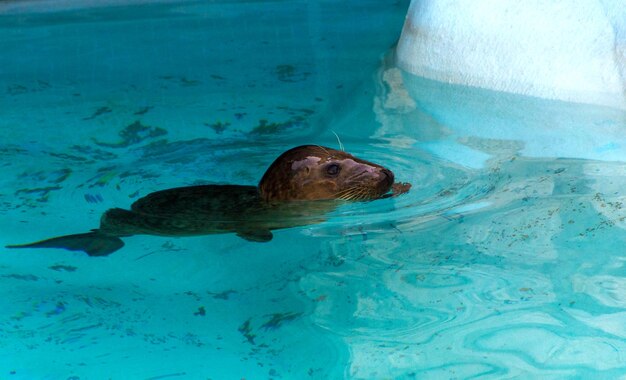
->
6, 231, 124, 257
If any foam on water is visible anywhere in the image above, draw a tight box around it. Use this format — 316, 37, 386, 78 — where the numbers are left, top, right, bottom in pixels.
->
2, 1, 626, 379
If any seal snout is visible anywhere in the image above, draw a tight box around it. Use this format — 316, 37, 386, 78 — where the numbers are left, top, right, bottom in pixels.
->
381, 168, 395, 188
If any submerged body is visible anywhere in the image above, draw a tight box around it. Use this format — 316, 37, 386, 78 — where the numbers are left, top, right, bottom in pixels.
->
7, 145, 410, 256
101, 184, 336, 242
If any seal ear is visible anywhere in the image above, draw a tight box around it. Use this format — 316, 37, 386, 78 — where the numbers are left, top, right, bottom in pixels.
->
235, 229, 273, 242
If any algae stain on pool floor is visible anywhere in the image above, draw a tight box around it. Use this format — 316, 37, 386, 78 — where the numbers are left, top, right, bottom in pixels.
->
3, 0, 626, 379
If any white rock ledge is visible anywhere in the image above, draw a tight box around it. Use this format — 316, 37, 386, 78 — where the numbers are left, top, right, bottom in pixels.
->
396, 0, 626, 109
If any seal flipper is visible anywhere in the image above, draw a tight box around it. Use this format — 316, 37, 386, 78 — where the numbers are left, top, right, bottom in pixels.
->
6, 232, 124, 257
235, 229, 273, 242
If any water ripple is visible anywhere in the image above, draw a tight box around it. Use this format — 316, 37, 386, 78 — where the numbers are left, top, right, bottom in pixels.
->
298, 149, 626, 378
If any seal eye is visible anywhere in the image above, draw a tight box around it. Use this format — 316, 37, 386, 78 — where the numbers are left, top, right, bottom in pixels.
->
326, 163, 340, 176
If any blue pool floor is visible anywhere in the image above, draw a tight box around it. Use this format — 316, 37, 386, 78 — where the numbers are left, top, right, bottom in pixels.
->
3, 1, 626, 379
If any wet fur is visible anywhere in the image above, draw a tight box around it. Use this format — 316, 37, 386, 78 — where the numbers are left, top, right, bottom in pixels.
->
7, 145, 398, 256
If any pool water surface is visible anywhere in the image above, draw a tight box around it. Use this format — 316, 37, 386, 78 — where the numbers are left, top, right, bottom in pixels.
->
2, 1, 626, 379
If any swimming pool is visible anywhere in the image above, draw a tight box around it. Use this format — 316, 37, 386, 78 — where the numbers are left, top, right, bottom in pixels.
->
2, 1, 626, 378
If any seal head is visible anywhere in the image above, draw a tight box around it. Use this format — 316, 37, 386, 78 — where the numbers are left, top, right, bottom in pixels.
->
259, 145, 394, 201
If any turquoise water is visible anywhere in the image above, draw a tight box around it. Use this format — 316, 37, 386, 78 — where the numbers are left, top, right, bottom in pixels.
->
3, 1, 626, 379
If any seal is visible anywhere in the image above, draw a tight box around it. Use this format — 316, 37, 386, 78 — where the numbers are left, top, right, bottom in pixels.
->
7, 145, 411, 256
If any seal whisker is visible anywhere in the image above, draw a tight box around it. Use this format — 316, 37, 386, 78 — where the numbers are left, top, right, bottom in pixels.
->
353, 189, 368, 200
339, 192, 354, 201
331, 131, 345, 152
334, 187, 354, 195
339, 187, 369, 201
336, 190, 357, 201
355, 188, 374, 200
334, 187, 360, 199
337, 191, 355, 200
334, 187, 356, 195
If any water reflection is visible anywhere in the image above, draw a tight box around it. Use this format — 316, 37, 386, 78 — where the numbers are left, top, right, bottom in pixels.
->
299, 64, 626, 377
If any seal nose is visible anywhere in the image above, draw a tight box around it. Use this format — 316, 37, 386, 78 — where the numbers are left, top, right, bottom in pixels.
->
381, 168, 394, 186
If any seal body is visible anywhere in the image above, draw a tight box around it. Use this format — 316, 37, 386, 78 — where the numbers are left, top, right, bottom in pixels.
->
7, 145, 406, 256
99, 184, 333, 243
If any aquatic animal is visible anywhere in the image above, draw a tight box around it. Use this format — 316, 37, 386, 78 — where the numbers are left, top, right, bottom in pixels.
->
7, 145, 410, 256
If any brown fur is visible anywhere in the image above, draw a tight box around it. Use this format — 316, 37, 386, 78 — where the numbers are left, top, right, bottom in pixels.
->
259, 145, 394, 201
